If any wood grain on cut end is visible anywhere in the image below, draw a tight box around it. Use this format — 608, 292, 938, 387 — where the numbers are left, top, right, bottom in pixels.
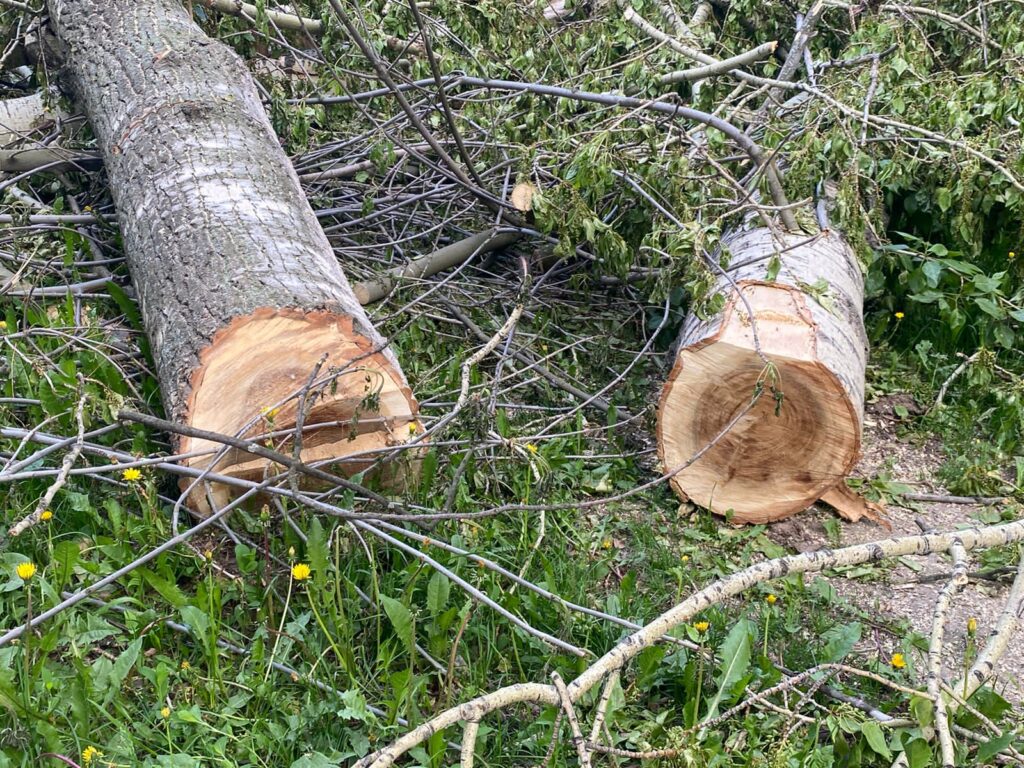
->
180, 308, 420, 507
658, 282, 861, 524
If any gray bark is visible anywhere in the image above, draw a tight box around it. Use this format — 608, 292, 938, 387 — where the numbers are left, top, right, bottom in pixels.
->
47, 0, 408, 426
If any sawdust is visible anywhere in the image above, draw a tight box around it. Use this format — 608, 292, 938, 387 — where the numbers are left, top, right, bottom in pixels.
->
768, 395, 1024, 703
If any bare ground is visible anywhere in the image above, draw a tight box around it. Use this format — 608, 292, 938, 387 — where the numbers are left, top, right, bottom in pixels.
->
767, 395, 1024, 703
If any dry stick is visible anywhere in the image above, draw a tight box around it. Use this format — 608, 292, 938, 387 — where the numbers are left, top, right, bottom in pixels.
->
376, 520, 699, 650
405, 0, 485, 190
447, 304, 620, 417
0, 481, 264, 647
308, 71, 795, 227
932, 351, 982, 410
660, 41, 778, 85
942, 683, 1024, 765
551, 671, 591, 768
325, 0, 498, 214
615, 8, 1024, 193
770, 0, 825, 101
0, 148, 102, 174
198, 0, 322, 33
116, 409, 397, 509
927, 542, 968, 767
351, 230, 519, 304
459, 719, 480, 768
345, 516, 584, 656
290, 353, 328, 495
587, 668, 620, 746
954, 553, 1024, 703
356, 518, 1024, 768
902, 492, 1006, 506
7, 379, 86, 537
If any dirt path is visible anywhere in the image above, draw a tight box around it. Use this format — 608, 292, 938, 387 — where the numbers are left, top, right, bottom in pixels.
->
768, 396, 1024, 703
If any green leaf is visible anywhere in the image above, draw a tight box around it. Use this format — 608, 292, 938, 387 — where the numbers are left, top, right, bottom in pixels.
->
308, 517, 329, 580
180, 605, 210, 637
974, 297, 1005, 319
138, 567, 187, 608
977, 731, 1014, 763
381, 595, 415, 652
703, 618, 753, 721
861, 721, 891, 759
910, 695, 934, 728
820, 622, 862, 663
289, 752, 341, 768
52, 540, 79, 587
427, 571, 450, 617
102, 637, 143, 704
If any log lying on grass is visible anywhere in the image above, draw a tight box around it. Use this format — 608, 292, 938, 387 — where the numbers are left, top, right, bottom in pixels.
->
48, 0, 420, 507
657, 227, 867, 524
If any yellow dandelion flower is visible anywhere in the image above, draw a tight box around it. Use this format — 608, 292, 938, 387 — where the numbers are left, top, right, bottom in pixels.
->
122, 467, 142, 482
291, 563, 311, 581
601, 537, 613, 550
525, 443, 538, 454
82, 746, 101, 765
40, 509, 53, 521
765, 594, 778, 605
0, 320, 7, 331
261, 406, 280, 419
1010, 251, 1016, 259
967, 617, 977, 634
203, 550, 213, 562
681, 554, 690, 562
693, 621, 710, 633
894, 312, 905, 320
161, 706, 171, 719
408, 422, 418, 435
180, 660, 190, 670
16, 562, 36, 580
890, 653, 906, 669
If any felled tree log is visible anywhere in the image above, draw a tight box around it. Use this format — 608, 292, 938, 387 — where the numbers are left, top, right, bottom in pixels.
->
657, 227, 867, 524
48, 0, 420, 505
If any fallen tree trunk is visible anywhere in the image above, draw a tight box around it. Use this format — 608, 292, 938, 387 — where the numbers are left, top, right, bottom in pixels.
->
657, 227, 867, 524
48, 0, 420, 507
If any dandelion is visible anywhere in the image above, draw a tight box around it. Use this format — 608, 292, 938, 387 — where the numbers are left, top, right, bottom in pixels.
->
895, 311, 905, 320
180, 660, 190, 670
82, 746, 101, 765
765, 593, 778, 605
203, 550, 213, 562
1010, 251, 1016, 260
40, 509, 53, 521
601, 537, 613, 550
890, 653, 906, 669
291, 563, 311, 581
967, 617, 978, 634
525, 443, 538, 454
16, 562, 36, 581
681, 554, 690, 562
122, 467, 142, 482
0, 320, 7, 331
161, 706, 171, 719
693, 621, 710, 633
261, 406, 280, 419
408, 422, 418, 435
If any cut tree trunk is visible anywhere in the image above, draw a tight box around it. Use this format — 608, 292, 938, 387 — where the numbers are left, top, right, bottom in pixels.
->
48, 0, 420, 507
657, 227, 867, 524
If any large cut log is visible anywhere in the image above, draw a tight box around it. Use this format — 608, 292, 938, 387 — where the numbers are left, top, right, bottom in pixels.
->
657, 227, 867, 524
48, 0, 420, 505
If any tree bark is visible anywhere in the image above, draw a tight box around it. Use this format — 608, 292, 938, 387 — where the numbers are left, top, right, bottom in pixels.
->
657, 227, 867, 524
47, 0, 420, 506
